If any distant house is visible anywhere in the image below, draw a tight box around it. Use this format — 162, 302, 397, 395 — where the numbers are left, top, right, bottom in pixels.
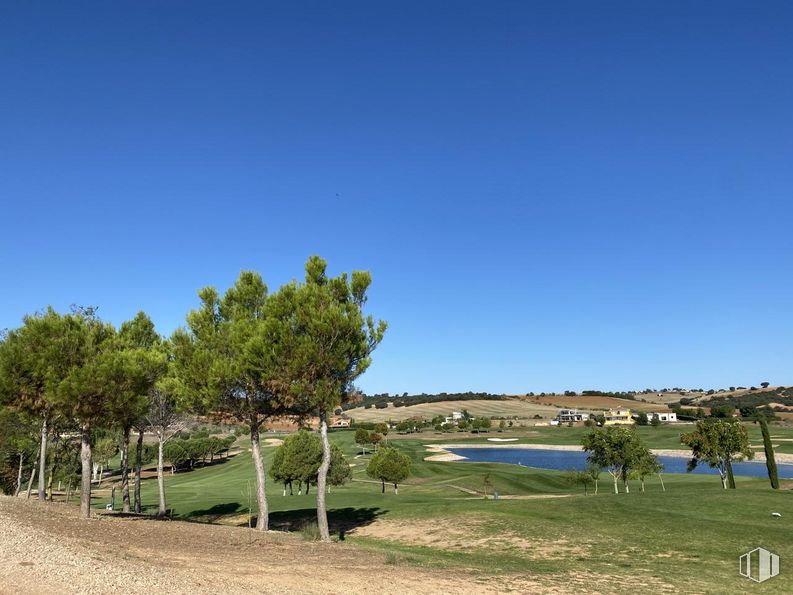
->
444, 411, 464, 424
330, 417, 351, 428
649, 412, 677, 423
604, 409, 634, 425
555, 409, 590, 423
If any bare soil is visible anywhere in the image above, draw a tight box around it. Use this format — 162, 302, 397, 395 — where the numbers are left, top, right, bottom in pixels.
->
0, 496, 571, 594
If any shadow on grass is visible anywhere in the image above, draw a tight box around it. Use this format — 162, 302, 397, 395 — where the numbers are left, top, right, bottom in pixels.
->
186, 502, 243, 522
252, 506, 387, 539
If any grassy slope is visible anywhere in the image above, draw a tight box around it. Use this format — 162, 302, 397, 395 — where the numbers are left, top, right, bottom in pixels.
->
345, 399, 560, 422
129, 426, 793, 593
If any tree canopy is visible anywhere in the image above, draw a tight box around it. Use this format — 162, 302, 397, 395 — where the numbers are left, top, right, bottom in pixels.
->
366, 446, 411, 494
681, 419, 752, 489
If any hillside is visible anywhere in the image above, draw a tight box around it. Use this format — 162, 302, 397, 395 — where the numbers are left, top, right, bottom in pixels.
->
519, 395, 666, 413
344, 398, 559, 423
344, 393, 673, 423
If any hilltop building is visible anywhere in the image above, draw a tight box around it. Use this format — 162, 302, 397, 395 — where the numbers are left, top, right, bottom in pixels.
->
555, 409, 590, 423
603, 409, 634, 425
649, 412, 677, 423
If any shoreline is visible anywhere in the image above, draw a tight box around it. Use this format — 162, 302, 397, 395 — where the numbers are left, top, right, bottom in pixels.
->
423, 442, 793, 464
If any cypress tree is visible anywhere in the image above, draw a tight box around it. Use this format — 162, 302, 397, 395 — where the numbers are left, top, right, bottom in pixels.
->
758, 416, 779, 489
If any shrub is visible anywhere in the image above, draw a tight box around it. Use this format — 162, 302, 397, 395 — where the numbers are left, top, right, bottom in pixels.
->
300, 521, 322, 541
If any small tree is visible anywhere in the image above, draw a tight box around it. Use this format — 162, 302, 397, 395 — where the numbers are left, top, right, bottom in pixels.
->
564, 469, 594, 495
681, 420, 752, 489
586, 462, 601, 495
631, 450, 663, 492
650, 414, 661, 428
146, 383, 186, 514
354, 428, 371, 454
367, 446, 411, 494
93, 437, 117, 487
271, 430, 351, 496
636, 412, 649, 426
327, 444, 353, 491
582, 427, 646, 494
374, 423, 389, 441
368, 432, 383, 450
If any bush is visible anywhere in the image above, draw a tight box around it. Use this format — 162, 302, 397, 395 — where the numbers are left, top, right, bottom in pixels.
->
300, 521, 322, 542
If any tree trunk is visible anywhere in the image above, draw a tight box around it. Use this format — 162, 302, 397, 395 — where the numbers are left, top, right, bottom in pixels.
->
726, 460, 736, 489
80, 423, 93, 518
134, 428, 143, 513
25, 465, 37, 500
394, 483, 398, 495
38, 416, 48, 501
658, 473, 666, 492
640, 479, 645, 493
249, 423, 268, 531
121, 426, 131, 513
315, 409, 332, 542
46, 472, 54, 501
612, 473, 619, 494
14, 453, 24, 497
594, 479, 598, 495
382, 479, 385, 493
66, 478, 72, 503
97, 464, 104, 487
157, 434, 166, 516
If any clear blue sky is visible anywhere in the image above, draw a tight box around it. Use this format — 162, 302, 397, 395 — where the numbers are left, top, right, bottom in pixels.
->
2, 2, 792, 394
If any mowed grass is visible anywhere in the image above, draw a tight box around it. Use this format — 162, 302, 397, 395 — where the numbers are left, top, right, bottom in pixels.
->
132, 427, 793, 592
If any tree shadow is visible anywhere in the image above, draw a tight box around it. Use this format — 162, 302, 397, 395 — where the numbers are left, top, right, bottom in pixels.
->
253, 506, 386, 540
186, 502, 243, 522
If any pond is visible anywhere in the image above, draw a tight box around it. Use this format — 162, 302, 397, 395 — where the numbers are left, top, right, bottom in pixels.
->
447, 447, 793, 479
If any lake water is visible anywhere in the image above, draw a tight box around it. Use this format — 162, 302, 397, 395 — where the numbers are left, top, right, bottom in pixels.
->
448, 447, 793, 479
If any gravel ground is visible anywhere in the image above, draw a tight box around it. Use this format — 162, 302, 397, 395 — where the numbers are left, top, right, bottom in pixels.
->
0, 496, 545, 595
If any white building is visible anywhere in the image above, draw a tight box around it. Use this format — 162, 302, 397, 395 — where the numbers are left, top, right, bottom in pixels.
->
649, 412, 677, 423
556, 409, 590, 423
444, 411, 464, 424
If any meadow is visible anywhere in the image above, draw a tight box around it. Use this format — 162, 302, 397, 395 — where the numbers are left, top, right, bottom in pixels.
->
121, 425, 793, 593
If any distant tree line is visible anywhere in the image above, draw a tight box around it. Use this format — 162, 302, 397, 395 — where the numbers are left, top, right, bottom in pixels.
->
345, 392, 510, 411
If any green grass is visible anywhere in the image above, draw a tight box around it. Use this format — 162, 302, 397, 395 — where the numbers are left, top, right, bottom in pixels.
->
124, 426, 793, 592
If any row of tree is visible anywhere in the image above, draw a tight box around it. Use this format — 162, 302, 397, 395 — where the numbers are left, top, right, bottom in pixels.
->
581, 427, 662, 494
0, 256, 386, 542
582, 418, 779, 493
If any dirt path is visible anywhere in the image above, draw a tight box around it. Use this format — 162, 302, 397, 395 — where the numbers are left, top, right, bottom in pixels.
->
0, 496, 560, 594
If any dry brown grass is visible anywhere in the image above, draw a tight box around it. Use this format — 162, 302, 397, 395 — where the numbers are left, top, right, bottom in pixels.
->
345, 399, 559, 423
